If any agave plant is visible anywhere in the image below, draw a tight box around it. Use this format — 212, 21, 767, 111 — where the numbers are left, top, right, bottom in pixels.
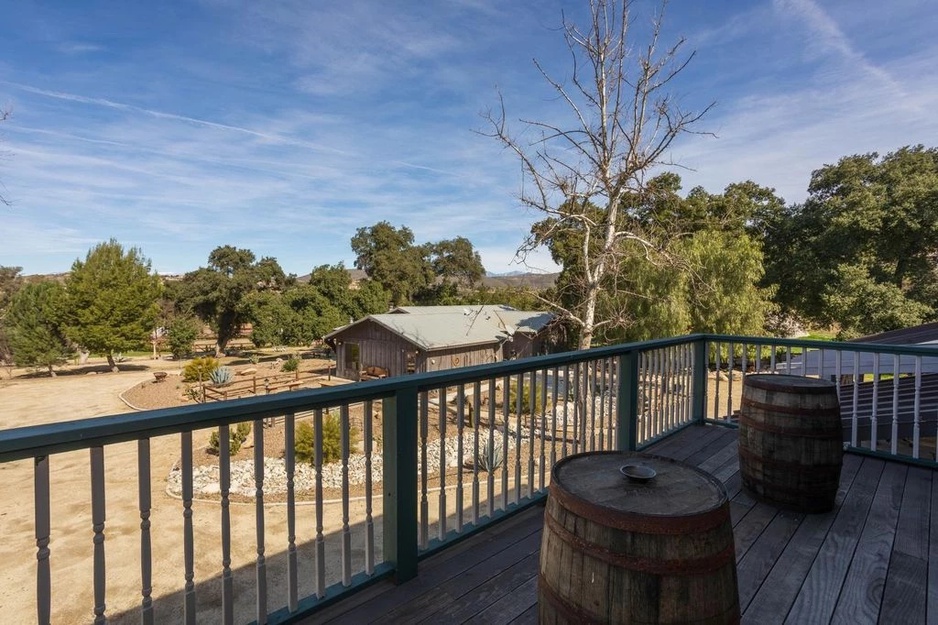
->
209, 366, 234, 386
475, 439, 505, 473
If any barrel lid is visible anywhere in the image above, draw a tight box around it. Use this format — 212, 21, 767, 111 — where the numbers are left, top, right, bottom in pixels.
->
551, 452, 727, 519
745, 373, 836, 393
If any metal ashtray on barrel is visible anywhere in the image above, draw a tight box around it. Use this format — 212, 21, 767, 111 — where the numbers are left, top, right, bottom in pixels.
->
738, 374, 843, 513
538, 452, 739, 624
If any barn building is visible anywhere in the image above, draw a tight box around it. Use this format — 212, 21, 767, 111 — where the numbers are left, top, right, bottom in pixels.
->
324, 305, 555, 380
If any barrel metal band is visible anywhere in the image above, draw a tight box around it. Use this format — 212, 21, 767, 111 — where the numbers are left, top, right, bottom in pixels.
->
544, 511, 736, 575
738, 446, 843, 472
539, 574, 601, 624
548, 481, 729, 535
740, 396, 841, 418
739, 413, 842, 438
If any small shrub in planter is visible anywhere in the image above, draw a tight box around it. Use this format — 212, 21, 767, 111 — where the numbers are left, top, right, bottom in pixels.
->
209, 421, 252, 455
282, 356, 300, 373
183, 357, 219, 383
294, 415, 360, 464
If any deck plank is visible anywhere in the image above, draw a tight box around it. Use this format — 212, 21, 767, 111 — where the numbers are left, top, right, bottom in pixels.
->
306, 426, 936, 625
743, 453, 862, 624
784, 457, 885, 624
830, 461, 906, 624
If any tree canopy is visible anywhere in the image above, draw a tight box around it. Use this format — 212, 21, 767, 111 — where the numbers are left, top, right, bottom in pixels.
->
63, 240, 162, 371
351, 221, 485, 306
176, 245, 289, 356
4, 281, 73, 376
766, 146, 938, 337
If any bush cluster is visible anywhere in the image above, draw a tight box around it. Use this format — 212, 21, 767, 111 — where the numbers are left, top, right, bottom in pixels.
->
183, 356, 219, 382
209, 421, 252, 455
282, 356, 300, 373
294, 415, 360, 465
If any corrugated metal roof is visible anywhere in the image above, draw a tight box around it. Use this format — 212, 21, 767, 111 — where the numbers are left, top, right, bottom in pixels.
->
325, 306, 554, 351
852, 321, 938, 345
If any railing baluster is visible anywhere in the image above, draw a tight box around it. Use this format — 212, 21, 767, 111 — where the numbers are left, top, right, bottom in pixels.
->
851, 352, 860, 448
515, 373, 523, 501
314, 409, 325, 598
539, 368, 547, 486
501, 376, 509, 511
639, 353, 648, 441
527, 372, 536, 497
786, 345, 793, 375
219, 424, 233, 625
419, 393, 429, 549
455, 385, 465, 533
91, 446, 106, 625
726, 343, 734, 425
892, 357, 900, 456
769, 343, 776, 371
713, 344, 722, 423
138, 439, 153, 625
340, 405, 352, 586
181, 431, 195, 624
871, 355, 880, 451
549, 367, 558, 470
254, 419, 267, 622
914, 356, 922, 459
487, 378, 496, 518
438, 386, 448, 540
471, 381, 481, 525
364, 401, 375, 574
285, 413, 298, 611
35, 455, 51, 625
572, 363, 581, 454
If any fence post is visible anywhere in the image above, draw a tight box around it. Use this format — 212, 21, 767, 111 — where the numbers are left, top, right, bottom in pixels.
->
617, 350, 640, 451
692, 338, 708, 423
382, 385, 419, 582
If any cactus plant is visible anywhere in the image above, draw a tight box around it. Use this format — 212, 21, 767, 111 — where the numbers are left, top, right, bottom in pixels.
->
210, 366, 233, 386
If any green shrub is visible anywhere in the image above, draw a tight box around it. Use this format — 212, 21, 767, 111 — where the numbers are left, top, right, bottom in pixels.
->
294, 415, 360, 464
282, 356, 300, 373
210, 366, 233, 386
183, 356, 219, 382
167, 316, 200, 360
209, 421, 252, 455
508, 380, 547, 414
249, 353, 261, 365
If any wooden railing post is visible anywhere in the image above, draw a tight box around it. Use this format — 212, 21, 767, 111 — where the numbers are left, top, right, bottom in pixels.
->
383, 385, 418, 583
693, 338, 708, 423
617, 350, 640, 451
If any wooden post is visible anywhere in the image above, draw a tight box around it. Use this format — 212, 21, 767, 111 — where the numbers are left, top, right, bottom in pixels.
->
617, 350, 640, 451
692, 338, 708, 423
383, 385, 418, 582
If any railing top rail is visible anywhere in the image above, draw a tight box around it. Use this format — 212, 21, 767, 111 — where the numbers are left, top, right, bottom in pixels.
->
0, 334, 705, 462
705, 334, 938, 358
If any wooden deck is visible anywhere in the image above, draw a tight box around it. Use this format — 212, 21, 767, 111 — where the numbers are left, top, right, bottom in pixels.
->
308, 424, 936, 624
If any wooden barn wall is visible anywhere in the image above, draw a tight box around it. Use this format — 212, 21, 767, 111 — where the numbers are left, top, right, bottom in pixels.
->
503, 334, 542, 360
421, 344, 501, 373
332, 322, 416, 378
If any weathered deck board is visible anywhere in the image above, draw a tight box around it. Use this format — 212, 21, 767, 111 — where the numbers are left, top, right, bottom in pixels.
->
304, 424, 936, 625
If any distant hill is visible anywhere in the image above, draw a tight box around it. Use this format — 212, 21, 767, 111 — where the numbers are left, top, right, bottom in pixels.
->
480, 272, 558, 289
295, 269, 557, 290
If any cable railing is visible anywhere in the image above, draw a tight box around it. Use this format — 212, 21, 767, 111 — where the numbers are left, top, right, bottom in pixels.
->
4, 332, 938, 623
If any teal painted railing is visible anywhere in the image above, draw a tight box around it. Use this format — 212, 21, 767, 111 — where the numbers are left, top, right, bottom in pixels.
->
2, 333, 936, 623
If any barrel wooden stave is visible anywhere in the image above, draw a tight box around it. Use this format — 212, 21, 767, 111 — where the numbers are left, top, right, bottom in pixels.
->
738, 374, 843, 513
538, 453, 739, 624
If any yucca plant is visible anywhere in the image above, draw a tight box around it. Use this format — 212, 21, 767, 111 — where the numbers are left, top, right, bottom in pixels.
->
209, 366, 233, 386
474, 439, 505, 472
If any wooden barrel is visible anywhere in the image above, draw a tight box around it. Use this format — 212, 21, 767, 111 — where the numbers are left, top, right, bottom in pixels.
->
738, 374, 842, 513
539, 452, 739, 625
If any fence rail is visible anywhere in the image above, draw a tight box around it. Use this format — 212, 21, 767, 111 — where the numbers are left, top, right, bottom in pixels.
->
2, 333, 936, 623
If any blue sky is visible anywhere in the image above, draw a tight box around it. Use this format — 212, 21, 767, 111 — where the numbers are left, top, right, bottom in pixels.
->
1, 0, 936, 277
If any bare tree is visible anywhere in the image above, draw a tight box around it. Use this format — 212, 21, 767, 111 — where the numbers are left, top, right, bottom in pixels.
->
0, 107, 11, 207
484, 0, 711, 349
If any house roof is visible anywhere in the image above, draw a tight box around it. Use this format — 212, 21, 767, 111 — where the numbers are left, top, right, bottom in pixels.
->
325, 306, 554, 351
852, 321, 938, 346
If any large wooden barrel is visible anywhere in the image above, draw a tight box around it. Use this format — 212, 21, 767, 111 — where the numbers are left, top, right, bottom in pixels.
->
738, 374, 842, 513
539, 452, 739, 625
